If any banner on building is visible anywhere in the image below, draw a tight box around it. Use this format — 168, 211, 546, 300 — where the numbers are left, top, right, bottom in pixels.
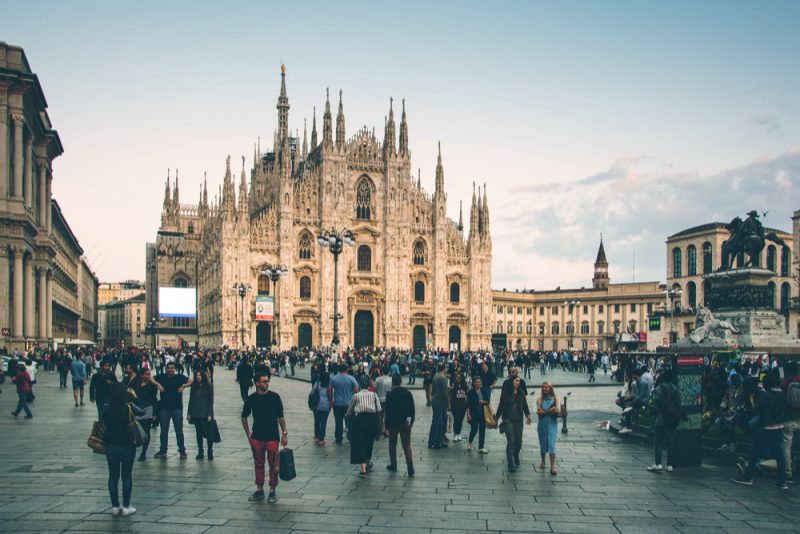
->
255, 296, 274, 321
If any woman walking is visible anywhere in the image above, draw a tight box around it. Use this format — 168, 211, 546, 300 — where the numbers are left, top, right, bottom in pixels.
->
495, 375, 532, 472
187, 371, 215, 460
103, 382, 141, 516
129, 368, 163, 461
536, 382, 560, 475
347, 379, 382, 478
449, 373, 468, 442
312, 372, 333, 445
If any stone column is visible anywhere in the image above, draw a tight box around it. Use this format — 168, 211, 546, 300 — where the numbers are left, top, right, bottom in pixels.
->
38, 266, 47, 339
46, 269, 53, 339
11, 114, 24, 199
46, 173, 52, 233
0, 247, 8, 334
24, 254, 34, 340
24, 137, 33, 209
38, 161, 47, 227
0, 92, 8, 198
12, 247, 23, 338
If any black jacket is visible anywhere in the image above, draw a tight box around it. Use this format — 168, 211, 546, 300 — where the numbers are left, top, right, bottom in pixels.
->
237, 363, 254, 383
384, 387, 415, 428
466, 388, 485, 421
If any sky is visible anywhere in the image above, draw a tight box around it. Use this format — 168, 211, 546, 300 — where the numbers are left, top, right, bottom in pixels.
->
2, 0, 799, 289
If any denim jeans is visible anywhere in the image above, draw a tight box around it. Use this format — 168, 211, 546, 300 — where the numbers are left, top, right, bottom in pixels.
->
333, 405, 348, 442
654, 425, 676, 466
746, 428, 786, 484
13, 391, 32, 417
105, 443, 136, 507
407, 370, 416, 384
469, 417, 486, 448
428, 405, 447, 447
314, 409, 330, 441
782, 418, 800, 480
503, 419, 524, 464
388, 425, 413, 466
159, 409, 185, 452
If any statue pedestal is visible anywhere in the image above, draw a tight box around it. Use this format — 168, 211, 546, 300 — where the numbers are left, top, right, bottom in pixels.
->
676, 268, 800, 352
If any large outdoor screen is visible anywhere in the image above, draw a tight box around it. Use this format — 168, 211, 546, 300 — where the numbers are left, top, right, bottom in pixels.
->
158, 287, 197, 318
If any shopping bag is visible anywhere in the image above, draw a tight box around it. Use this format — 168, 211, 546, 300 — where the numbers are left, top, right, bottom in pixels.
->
279, 448, 296, 481
484, 405, 498, 429
207, 419, 222, 443
88, 421, 106, 454
447, 412, 453, 433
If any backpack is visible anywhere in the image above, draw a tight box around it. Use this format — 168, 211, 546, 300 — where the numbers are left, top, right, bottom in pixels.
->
785, 382, 800, 410
659, 384, 682, 426
307, 384, 320, 411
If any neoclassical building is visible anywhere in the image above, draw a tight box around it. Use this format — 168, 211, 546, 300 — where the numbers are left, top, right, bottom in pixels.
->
149, 67, 493, 351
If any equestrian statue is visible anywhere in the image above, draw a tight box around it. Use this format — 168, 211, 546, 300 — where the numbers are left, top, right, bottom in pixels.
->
719, 210, 786, 271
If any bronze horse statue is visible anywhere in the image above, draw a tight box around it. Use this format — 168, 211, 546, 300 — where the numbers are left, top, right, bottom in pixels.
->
719, 211, 786, 270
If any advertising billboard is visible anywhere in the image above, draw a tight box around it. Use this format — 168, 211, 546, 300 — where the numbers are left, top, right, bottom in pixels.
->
158, 287, 197, 318
255, 295, 274, 321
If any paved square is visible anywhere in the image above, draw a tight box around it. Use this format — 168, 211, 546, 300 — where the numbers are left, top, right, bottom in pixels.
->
0, 368, 798, 533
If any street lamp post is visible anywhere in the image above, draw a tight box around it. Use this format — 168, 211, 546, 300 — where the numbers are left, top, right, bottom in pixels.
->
261, 265, 288, 349
318, 228, 355, 347
666, 287, 683, 345
232, 282, 252, 348
147, 316, 160, 349
564, 300, 580, 349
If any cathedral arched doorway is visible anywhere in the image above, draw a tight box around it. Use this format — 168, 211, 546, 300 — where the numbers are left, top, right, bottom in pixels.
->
298, 323, 312, 348
353, 310, 374, 349
448, 325, 461, 351
412, 325, 426, 352
256, 322, 271, 348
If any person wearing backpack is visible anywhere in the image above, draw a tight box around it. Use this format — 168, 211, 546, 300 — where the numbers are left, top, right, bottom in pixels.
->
311, 372, 332, 445
780, 361, 800, 484
648, 370, 680, 473
732, 370, 788, 489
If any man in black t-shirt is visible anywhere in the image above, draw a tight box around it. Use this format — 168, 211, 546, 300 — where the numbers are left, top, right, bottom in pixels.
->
242, 374, 288, 504
154, 362, 190, 459
236, 358, 254, 402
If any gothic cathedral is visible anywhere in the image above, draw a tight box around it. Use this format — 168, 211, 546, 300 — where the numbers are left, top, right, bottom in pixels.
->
150, 67, 493, 351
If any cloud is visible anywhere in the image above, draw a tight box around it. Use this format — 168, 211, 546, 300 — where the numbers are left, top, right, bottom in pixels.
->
492, 146, 800, 290
753, 114, 782, 135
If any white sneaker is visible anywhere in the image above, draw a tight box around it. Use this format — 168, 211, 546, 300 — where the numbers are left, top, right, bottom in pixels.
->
665, 466, 673, 472
617, 427, 633, 434
621, 407, 633, 415
121, 507, 137, 517
478, 448, 489, 454
647, 464, 663, 472
467, 442, 472, 450
110, 507, 122, 516
454, 435, 461, 442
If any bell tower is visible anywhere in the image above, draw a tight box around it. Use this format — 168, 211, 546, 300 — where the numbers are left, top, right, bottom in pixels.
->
593, 235, 609, 289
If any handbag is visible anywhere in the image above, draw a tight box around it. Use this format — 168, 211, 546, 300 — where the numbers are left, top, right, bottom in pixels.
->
207, 419, 222, 443
88, 421, 106, 454
447, 412, 453, 433
484, 405, 498, 429
126, 406, 146, 447
279, 447, 296, 481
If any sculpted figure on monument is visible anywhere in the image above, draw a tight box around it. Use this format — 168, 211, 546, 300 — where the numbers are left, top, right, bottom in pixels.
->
719, 210, 786, 270
688, 306, 740, 344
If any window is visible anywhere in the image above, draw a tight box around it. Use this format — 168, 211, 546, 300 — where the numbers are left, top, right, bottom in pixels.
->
628, 320, 637, 332
497, 321, 503, 333
583, 305, 588, 314
526, 307, 532, 315
413, 240, 426, 266
539, 307, 544, 316
703, 242, 713, 274
356, 179, 372, 220
781, 246, 790, 276
551, 322, 560, 335
767, 245, 777, 272
630, 303, 636, 312
703, 280, 711, 306
357, 245, 371, 271
551, 306, 558, 314
448, 282, 460, 303
498, 305, 503, 313
566, 322, 574, 335
581, 321, 590, 334
187, 222, 194, 235
647, 303, 653, 313
781, 283, 790, 311
613, 320, 621, 333
687, 245, 697, 276
614, 304, 620, 313
299, 276, 311, 299
597, 321, 605, 334
687, 281, 696, 309
516, 322, 522, 334
299, 232, 312, 260
538, 322, 545, 335
258, 274, 270, 295
507, 306, 513, 313
673, 247, 682, 278
598, 304, 604, 313
414, 281, 425, 303
517, 306, 522, 314
526, 321, 532, 334
174, 277, 188, 288
507, 322, 513, 334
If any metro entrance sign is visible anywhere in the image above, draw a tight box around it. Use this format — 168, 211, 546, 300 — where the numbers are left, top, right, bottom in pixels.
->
1, 328, 9, 337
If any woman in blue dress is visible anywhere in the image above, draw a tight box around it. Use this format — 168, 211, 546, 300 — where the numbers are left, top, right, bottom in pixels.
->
536, 382, 561, 475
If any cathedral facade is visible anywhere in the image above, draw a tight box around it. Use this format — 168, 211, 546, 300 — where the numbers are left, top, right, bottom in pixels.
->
149, 67, 493, 351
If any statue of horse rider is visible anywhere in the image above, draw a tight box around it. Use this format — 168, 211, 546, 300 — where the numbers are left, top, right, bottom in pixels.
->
719, 210, 785, 270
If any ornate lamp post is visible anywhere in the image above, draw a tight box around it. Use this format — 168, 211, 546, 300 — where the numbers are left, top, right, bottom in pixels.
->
666, 287, 683, 345
261, 265, 288, 349
564, 300, 580, 349
232, 282, 252, 348
318, 228, 355, 346
147, 316, 160, 349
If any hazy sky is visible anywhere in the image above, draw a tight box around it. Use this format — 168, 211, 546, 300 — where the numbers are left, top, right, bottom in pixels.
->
3, 0, 799, 289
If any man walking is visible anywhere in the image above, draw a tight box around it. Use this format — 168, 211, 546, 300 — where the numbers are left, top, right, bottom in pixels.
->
70, 354, 87, 407
89, 361, 118, 418
236, 357, 254, 402
467, 377, 489, 453
154, 362, 190, 459
385, 373, 415, 476
10, 363, 33, 419
428, 364, 450, 449
242, 374, 288, 503
373, 367, 393, 439
330, 363, 359, 444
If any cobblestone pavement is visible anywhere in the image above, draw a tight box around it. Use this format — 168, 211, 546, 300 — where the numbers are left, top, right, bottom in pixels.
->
1, 368, 798, 533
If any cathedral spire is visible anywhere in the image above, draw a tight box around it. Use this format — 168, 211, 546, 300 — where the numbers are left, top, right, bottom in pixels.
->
435, 141, 444, 193
173, 169, 180, 211
383, 97, 396, 159
238, 155, 248, 216
222, 155, 235, 217
468, 182, 479, 244
336, 89, 345, 151
277, 63, 290, 142
322, 88, 333, 150
481, 183, 490, 238
163, 169, 171, 211
398, 98, 409, 158
303, 118, 308, 159
310, 106, 318, 151
458, 200, 464, 232
203, 172, 208, 209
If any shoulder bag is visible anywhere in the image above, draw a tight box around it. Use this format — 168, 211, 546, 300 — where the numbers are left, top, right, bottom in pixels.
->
126, 405, 146, 447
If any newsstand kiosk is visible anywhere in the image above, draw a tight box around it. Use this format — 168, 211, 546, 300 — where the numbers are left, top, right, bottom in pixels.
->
672, 354, 704, 468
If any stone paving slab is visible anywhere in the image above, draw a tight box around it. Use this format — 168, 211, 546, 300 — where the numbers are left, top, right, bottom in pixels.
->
0, 369, 799, 533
